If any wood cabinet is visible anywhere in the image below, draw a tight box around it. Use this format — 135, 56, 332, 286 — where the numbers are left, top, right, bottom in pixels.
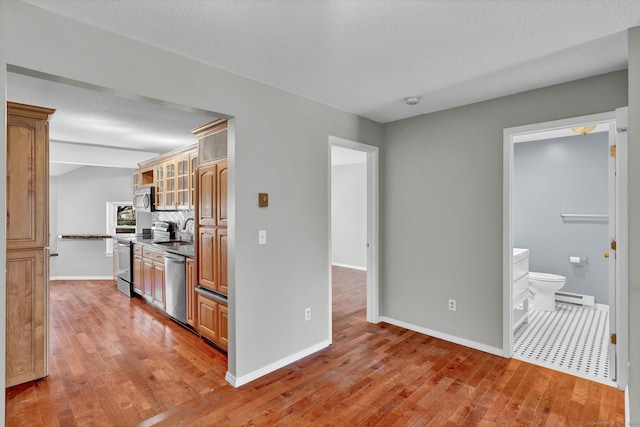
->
6, 249, 48, 387
190, 154, 198, 210
6, 102, 54, 387
198, 162, 217, 227
186, 258, 197, 328
197, 291, 228, 351
154, 163, 165, 210
141, 247, 165, 309
177, 155, 190, 209
164, 160, 177, 209
196, 159, 228, 295
136, 144, 197, 211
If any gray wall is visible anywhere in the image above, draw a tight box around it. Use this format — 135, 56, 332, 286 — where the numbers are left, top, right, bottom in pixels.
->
0, 0, 384, 394
382, 71, 627, 349
514, 133, 609, 304
53, 166, 133, 278
331, 162, 367, 269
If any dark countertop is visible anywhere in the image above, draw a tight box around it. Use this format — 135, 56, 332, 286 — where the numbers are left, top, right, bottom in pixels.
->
115, 235, 195, 258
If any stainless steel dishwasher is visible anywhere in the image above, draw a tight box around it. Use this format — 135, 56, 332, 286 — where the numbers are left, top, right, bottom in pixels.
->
164, 252, 187, 324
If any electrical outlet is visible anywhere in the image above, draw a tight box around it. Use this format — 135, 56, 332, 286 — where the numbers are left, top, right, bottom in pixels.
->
305, 307, 311, 321
448, 299, 456, 312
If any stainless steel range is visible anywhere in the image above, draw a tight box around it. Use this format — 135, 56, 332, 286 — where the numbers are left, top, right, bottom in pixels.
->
115, 238, 133, 296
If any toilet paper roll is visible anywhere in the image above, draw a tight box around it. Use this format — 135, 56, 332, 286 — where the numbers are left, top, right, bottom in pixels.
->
569, 256, 581, 264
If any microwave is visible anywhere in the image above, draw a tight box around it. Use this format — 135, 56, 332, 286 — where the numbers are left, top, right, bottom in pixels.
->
134, 186, 155, 212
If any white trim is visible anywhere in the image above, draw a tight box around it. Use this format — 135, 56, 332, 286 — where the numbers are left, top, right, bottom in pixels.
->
224, 340, 331, 388
331, 262, 366, 271
379, 316, 504, 357
625, 384, 630, 426
503, 110, 629, 389
50, 276, 115, 281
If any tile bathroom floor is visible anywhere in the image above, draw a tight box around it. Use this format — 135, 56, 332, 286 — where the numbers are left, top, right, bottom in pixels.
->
514, 301, 613, 385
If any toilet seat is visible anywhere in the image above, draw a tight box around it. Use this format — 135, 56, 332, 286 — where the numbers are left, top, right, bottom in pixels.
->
529, 272, 565, 282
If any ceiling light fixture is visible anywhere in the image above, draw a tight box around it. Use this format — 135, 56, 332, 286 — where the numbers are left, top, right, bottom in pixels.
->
571, 125, 596, 136
405, 97, 420, 106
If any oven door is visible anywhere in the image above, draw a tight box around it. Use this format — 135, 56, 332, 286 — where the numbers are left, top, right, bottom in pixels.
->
115, 241, 131, 282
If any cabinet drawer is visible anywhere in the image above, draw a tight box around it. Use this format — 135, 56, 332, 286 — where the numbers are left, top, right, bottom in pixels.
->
133, 245, 143, 256
143, 248, 164, 262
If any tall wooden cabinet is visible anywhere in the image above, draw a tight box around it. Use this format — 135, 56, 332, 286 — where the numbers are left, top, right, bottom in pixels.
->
196, 159, 228, 296
193, 119, 228, 351
6, 102, 54, 387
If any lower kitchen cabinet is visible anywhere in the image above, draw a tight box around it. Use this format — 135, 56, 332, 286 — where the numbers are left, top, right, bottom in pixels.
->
152, 260, 165, 309
197, 291, 228, 351
141, 247, 165, 310
186, 258, 196, 327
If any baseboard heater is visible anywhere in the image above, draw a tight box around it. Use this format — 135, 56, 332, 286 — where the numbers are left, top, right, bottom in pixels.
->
555, 291, 595, 307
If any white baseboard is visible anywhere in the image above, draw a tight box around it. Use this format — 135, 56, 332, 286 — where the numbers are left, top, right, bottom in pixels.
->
225, 340, 331, 388
331, 262, 366, 271
379, 316, 504, 357
50, 276, 115, 281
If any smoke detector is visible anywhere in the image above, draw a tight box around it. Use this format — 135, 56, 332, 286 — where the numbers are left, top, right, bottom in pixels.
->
405, 97, 420, 106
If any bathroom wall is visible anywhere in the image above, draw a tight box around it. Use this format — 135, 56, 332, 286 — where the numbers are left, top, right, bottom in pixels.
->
514, 132, 609, 304
331, 162, 367, 269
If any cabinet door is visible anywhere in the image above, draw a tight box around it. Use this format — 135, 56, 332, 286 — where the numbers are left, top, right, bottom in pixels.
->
142, 258, 154, 300
186, 258, 196, 327
197, 293, 219, 343
133, 254, 143, 295
177, 156, 190, 209
154, 164, 165, 210
218, 303, 228, 351
164, 161, 177, 210
7, 110, 49, 250
198, 227, 217, 291
190, 154, 198, 210
152, 261, 165, 309
6, 249, 47, 387
216, 160, 228, 227
217, 228, 228, 295
198, 163, 216, 226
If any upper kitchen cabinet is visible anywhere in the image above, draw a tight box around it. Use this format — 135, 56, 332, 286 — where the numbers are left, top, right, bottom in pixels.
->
136, 144, 197, 211
6, 102, 54, 250
177, 155, 190, 210
192, 119, 227, 164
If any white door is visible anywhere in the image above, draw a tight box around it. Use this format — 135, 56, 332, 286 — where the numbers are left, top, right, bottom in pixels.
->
607, 120, 617, 382
609, 107, 629, 388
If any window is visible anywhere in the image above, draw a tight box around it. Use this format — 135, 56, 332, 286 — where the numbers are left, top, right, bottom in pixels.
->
105, 201, 136, 255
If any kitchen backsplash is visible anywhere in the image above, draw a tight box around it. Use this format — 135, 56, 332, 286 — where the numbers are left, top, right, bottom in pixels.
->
153, 210, 195, 233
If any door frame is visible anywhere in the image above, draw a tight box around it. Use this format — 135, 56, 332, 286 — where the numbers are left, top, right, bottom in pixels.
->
328, 136, 380, 338
502, 110, 628, 389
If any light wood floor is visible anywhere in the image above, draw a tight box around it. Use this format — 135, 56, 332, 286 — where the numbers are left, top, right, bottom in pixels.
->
6, 267, 624, 426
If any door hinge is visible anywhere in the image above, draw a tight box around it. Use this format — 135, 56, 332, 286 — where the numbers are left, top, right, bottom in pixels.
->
611, 240, 617, 251
610, 145, 617, 157
611, 333, 617, 345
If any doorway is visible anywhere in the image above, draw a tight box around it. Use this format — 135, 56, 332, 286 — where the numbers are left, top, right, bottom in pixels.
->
329, 137, 379, 341
503, 109, 628, 389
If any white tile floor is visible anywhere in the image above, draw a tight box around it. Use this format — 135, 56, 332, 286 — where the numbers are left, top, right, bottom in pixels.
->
513, 302, 614, 385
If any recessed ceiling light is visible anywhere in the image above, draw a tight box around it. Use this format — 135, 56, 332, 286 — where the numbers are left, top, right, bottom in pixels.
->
405, 96, 420, 106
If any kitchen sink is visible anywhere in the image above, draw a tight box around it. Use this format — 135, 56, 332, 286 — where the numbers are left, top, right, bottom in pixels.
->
155, 240, 192, 246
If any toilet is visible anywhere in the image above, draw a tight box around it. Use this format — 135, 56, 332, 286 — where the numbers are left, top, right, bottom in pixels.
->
528, 272, 566, 312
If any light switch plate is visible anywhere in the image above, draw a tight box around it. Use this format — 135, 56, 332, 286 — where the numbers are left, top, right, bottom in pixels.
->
258, 230, 267, 245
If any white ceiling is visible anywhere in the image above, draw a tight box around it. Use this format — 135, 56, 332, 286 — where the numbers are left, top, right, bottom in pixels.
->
331, 146, 367, 166
8, 1, 640, 174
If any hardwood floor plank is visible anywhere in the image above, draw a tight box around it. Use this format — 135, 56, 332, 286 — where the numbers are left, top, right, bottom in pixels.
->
5, 268, 624, 426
